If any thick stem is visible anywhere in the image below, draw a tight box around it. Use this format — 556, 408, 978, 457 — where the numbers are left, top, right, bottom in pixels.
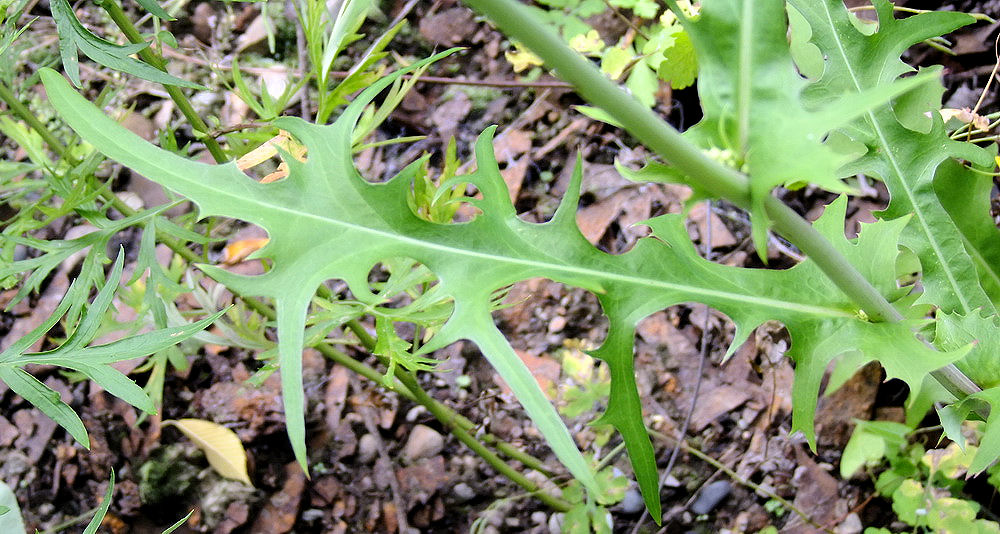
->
460, 0, 982, 400
462, 0, 749, 205
99, 0, 228, 164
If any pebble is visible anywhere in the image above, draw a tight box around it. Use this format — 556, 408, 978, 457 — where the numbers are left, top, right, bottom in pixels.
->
403, 424, 444, 461
690, 480, 732, 515
301, 509, 325, 521
531, 511, 547, 525
620, 487, 645, 514
453, 482, 476, 502
547, 513, 564, 534
357, 434, 378, 464
835, 513, 863, 534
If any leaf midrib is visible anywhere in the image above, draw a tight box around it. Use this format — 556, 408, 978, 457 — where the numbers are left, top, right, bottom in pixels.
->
204, 167, 852, 320
818, 2, 973, 314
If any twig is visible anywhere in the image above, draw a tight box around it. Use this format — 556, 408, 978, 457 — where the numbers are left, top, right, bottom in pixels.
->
161, 48, 575, 89
207, 121, 270, 138
357, 387, 413, 534
100, 0, 228, 163
647, 429, 834, 534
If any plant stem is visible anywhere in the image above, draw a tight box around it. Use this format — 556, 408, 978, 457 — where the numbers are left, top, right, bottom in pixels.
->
459, 0, 982, 400
398, 369, 574, 512
99, 0, 228, 164
0, 80, 75, 163
648, 430, 832, 533
461, 0, 749, 206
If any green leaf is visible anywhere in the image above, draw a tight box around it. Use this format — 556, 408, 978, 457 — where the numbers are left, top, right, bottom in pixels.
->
676, 0, 947, 260
786, 4, 823, 80
0, 206, 163, 309
946, 387, 1000, 474
83, 471, 114, 534
0, 251, 223, 447
934, 159, 1000, 308
0, 477, 26, 534
840, 420, 910, 478
50, 0, 202, 88
788, 0, 994, 317
161, 511, 194, 534
935, 310, 1000, 389
134, 0, 173, 20
654, 26, 697, 90
41, 52, 960, 521
0, 366, 89, 447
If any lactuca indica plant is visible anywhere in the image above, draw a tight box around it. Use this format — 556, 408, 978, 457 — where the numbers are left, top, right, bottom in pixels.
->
26, 0, 1000, 526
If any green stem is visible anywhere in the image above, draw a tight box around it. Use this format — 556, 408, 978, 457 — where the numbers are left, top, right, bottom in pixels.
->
99, 0, 228, 164
460, 0, 982, 400
0, 80, 76, 164
648, 430, 832, 533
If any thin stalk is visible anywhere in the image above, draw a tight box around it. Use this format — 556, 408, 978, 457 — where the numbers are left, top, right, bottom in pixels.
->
398, 369, 574, 512
460, 0, 982, 400
648, 430, 832, 533
99, 0, 228, 164
0, 80, 75, 163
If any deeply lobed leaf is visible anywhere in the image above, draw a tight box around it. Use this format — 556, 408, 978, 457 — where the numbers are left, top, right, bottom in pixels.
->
788, 0, 995, 317
40, 39, 967, 517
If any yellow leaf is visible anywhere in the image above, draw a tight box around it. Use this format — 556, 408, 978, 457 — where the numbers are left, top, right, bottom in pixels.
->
569, 30, 604, 56
505, 48, 543, 72
220, 237, 270, 265
164, 419, 252, 486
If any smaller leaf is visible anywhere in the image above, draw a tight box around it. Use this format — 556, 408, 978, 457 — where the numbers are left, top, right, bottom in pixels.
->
165, 419, 253, 485
162, 511, 194, 534
50, 0, 202, 88
83, 471, 114, 534
134, 0, 173, 20
0, 479, 25, 534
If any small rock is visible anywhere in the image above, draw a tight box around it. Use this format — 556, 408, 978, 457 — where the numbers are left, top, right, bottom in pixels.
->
620, 487, 645, 514
403, 424, 444, 461
357, 434, 378, 464
547, 513, 564, 534
453, 482, 476, 502
301, 509, 325, 521
418, 7, 477, 46
531, 511, 547, 525
835, 513, 863, 534
690, 480, 731, 515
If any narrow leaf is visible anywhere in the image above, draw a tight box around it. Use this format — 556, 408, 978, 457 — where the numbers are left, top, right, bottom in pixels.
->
50, 0, 202, 88
0, 367, 89, 448
0, 479, 26, 534
82, 471, 114, 534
